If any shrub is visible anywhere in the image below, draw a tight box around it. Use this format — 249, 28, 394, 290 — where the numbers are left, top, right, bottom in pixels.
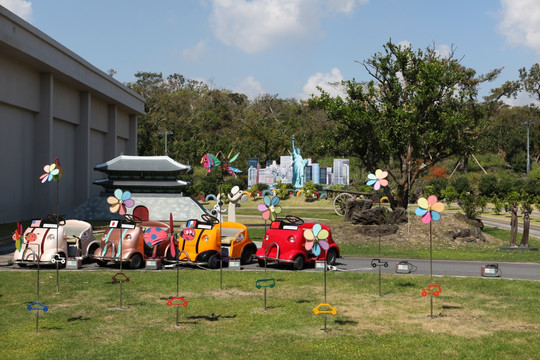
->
492, 196, 504, 215
425, 177, 448, 199
458, 192, 478, 219
302, 181, 318, 202
477, 195, 488, 213
425, 164, 447, 180
275, 179, 289, 199
497, 176, 515, 197
451, 176, 472, 195
478, 175, 498, 197
442, 185, 459, 208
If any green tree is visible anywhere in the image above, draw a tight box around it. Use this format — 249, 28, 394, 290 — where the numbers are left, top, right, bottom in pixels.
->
309, 40, 500, 208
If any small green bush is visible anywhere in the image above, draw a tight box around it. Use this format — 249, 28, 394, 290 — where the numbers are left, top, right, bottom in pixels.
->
478, 175, 498, 197
451, 176, 472, 195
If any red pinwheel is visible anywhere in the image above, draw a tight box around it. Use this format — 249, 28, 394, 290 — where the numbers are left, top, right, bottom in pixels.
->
415, 195, 444, 224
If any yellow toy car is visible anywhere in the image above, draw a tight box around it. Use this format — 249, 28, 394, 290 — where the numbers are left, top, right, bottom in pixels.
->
174, 214, 257, 268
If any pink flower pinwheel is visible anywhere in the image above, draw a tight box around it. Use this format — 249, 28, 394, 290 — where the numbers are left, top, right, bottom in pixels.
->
366, 169, 388, 190
257, 195, 282, 221
39, 163, 59, 183
107, 189, 135, 215
415, 195, 444, 224
304, 223, 330, 256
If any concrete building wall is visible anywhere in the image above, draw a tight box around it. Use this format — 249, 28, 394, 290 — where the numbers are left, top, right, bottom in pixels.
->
0, 6, 145, 223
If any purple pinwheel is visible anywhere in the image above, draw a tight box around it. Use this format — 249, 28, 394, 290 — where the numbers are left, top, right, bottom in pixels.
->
304, 223, 330, 256
107, 189, 135, 215
257, 195, 282, 221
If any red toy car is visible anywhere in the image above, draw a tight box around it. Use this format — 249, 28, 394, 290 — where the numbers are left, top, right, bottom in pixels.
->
254, 216, 340, 270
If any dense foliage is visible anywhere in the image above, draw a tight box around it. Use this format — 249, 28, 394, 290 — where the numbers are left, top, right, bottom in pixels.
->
126, 42, 539, 203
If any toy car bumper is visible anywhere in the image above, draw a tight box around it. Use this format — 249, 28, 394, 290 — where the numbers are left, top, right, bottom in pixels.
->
254, 254, 294, 264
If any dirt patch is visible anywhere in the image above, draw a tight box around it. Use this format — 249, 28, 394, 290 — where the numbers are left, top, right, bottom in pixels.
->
332, 213, 505, 250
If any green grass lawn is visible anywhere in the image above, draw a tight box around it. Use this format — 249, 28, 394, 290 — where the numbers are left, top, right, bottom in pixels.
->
1, 270, 539, 359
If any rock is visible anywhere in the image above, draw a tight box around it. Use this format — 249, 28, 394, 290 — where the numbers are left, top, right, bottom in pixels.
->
351, 207, 388, 225
454, 213, 484, 229
385, 207, 408, 224
354, 224, 399, 236
344, 199, 373, 221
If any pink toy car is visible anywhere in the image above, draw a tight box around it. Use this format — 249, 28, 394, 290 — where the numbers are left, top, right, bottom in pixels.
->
254, 216, 340, 270
93, 215, 173, 269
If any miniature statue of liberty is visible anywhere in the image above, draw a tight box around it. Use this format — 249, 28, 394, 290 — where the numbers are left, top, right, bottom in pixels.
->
291, 136, 308, 188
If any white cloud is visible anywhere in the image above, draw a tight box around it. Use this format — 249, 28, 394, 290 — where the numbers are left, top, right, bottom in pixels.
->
499, 0, 540, 54
0, 0, 32, 21
182, 40, 209, 62
502, 91, 540, 107
324, 0, 369, 14
235, 76, 265, 99
209, 0, 369, 53
434, 44, 452, 59
299, 67, 346, 99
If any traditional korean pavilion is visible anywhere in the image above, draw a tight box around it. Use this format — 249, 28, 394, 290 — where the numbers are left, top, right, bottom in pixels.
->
93, 155, 191, 193
69, 155, 207, 221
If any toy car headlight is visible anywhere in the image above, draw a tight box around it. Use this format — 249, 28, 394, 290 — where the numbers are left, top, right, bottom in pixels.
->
203, 235, 209, 242
288, 236, 295, 243
125, 234, 132, 240
265, 235, 269, 241
47, 234, 55, 242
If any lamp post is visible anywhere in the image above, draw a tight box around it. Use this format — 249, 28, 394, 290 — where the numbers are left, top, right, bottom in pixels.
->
159, 131, 173, 156
521, 122, 535, 176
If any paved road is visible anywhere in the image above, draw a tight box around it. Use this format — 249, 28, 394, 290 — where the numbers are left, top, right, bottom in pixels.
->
1, 237, 538, 281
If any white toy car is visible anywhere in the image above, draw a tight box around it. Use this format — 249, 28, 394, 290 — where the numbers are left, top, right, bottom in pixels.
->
13, 214, 99, 267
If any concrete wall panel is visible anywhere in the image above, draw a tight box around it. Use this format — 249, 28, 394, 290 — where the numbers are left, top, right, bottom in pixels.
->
53, 80, 80, 124
0, 104, 35, 221
0, 53, 40, 111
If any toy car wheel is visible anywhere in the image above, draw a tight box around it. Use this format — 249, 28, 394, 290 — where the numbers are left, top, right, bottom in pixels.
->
292, 255, 304, 270
241, 244, 256, 265
257, 259, 266, 267
17, 263, 28, 268
208, 253, 220, 269
384, 262, 388, 267
422, 291, 427, 296
129, 253, 143, 269
96, 260, 108, 267
433, 291, 440, 296
326, 249, 338, 266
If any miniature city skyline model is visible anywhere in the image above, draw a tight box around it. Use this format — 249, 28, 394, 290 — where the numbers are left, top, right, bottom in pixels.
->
247, 157, 350, 188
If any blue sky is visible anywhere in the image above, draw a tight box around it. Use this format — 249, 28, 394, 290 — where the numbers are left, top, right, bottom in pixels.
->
2, 0, 540, 103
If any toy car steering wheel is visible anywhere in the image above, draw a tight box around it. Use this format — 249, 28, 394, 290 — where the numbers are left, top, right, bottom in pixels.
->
46, 213, 66, 225
124, 214, 142, 224
286, 215, 304, 225
201, 214, 219, 224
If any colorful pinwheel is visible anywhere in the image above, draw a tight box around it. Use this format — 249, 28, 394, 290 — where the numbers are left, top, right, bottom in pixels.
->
415, 195, 444, 224
40, 162, 60, 183
366, 169, 388, 190
304, 223, 330, 256
107, 189, 135, 215
12, 222, 23, 252
39, 157, 63, 183
257, 195, 282, 221
201, 151, 242, 177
